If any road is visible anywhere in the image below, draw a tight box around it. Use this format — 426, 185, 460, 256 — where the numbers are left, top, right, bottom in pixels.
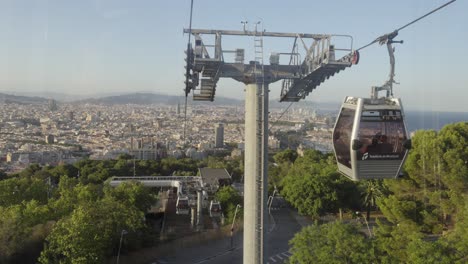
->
153, 197, 310, 264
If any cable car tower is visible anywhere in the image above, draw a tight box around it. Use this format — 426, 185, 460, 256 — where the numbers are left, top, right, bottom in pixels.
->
184, 23, 357, 264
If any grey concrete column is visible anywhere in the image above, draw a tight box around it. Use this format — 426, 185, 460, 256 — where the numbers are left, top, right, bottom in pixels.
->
261, 82, 269, 264
197, 189, 203, 229
243, 82, 268, 264
191, 207, 196, 227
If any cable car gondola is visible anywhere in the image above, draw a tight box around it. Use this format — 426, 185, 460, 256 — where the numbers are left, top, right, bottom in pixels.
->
332, 26, 414, 181
209, 200, 222, 218
333, 96, 411, 181
176, 196, 190, 215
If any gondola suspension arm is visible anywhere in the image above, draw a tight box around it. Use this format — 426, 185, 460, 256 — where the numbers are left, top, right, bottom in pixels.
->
357, 0, 457, 100
371, 35, 402, 100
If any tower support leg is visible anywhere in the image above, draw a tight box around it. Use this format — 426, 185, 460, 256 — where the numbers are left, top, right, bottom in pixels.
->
243, 82, 269, 264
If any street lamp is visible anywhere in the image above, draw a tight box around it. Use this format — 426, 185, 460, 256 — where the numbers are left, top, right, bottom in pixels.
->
116, 229, 128, 264
230, 204, 242, 249
355, 211, 372, 238
268, 189, 277, 215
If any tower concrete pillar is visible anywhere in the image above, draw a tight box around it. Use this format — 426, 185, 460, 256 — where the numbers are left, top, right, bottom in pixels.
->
243, 82, 268, 264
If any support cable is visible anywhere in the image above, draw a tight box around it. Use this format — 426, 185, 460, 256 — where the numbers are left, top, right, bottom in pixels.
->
183, 0, 194, 147
356, 0, 456, 51
270, 1, 456, 136
269, 102, 294, 130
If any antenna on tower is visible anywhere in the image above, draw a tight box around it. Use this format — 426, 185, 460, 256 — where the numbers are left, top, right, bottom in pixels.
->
241, 20, 248, 32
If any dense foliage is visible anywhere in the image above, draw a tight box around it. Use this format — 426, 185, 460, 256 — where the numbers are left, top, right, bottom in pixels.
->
0, 153, 244, 263
215, 185, 243, 225
285, 122, 468, 263
288, 222, 376, 264
279, 149, 360, 219
0, 156, 159, 263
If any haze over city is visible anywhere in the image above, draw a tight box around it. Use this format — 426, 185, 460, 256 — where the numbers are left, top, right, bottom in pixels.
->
1, 0, 467, 111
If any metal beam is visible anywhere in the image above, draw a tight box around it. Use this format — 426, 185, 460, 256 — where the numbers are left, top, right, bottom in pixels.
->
218, 63, 301, 84
184, 28, 330, 40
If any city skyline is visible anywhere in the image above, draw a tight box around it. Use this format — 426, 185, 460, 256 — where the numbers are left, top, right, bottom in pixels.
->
1, 0, 467, 112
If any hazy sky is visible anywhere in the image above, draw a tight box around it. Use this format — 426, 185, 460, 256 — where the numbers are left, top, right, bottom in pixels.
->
1, 0, 467, 112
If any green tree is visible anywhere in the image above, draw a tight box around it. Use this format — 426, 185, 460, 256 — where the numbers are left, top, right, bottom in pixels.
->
444, 196, 468, 263
104, 181, 156, 212
0, 170, 7, 180
0, 201, 53, 262
374, 220, 423, 263
380, 122, 468, 234
160, 157, 198, 175
48, 164, 79, 180
288, 221, 375, 264
0, 177, 21, 206
273, 149, 298, 164
39, 199, 144, 264
113, 159, 132, 176
49, 176, 101, 219
281, 150, 359, 218
406, 238, 454, 264
0, 177, 49, 207
268, 162, 291, 193
373, 221, 457, 264
360, 180, 384, 220
18, 164, 42, 178
215, 186, 242, 224
269, 149, 297, 193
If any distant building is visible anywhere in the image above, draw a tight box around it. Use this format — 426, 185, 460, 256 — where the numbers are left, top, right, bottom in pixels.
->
237, 142, 245, 150
130, 149, 164, 160
170, 149, 184, 159
128, 124, 136, 132
7, 151, 76, 165
215, 123, 224, 148
297, 144, 305, 157
68, 111, 74, 121
311, 110, 317, 120
155, 120, 164, 129
137, 139, 143, 149
176, 102, 181, 115
268, 136, 280, 149
130, 137, 153, 150
198, 142, 213, 150
48, 99, 58, 111
86, 114, 97, 123
185, 148, 207, 160
231, 148, 243, 158
45, 134, 55, 144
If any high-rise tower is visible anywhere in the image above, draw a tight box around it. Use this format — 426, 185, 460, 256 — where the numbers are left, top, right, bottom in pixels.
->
48, 99, 58, 111
214, 123, 224, 148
